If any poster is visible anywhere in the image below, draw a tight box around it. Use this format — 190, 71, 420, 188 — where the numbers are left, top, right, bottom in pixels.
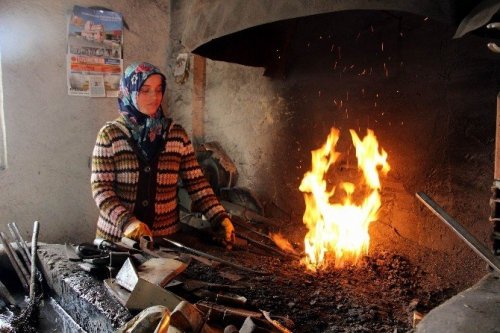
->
67, 6, 123, 97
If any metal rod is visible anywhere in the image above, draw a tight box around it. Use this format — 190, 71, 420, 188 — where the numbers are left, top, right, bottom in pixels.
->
162, 238, 269, 275
8, 223, 31, 269
0, 280, 15, 305
29, 221, 40, 301
232, 218, 275, 242
9, 222, 32, 266
221, 200, 281, 228
416, 192, 500, 274
0, 232, 29, 291
237, 233, 300, 259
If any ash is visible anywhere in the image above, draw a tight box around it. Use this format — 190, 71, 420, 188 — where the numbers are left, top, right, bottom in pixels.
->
181, 247, 455, 333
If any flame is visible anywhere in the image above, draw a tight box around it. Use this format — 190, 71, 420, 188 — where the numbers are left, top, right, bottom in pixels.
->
299, 128, 389, 270
270, 232, 298, 255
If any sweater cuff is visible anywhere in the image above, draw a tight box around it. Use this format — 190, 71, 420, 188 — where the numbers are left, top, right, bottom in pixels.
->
210, 212, 230, 229
119, 214, 136, 232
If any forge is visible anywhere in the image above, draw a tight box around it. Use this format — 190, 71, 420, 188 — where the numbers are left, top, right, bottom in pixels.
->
1, 1, 500, 332
173, 5, 500, 289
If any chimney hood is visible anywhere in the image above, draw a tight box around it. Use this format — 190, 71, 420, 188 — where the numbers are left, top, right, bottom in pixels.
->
181, 0, 500, 73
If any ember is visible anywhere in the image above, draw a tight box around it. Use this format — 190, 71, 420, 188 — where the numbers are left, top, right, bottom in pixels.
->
300, 128, 389, 270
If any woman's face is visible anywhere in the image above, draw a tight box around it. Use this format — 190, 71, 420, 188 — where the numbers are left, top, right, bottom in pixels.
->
137, 74, 163, 116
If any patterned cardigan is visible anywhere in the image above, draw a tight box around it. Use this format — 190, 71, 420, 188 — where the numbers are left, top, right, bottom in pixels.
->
91, 116, 228, 242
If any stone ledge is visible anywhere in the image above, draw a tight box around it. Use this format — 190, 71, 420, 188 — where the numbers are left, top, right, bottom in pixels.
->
37, 244, 131, 332
416, 273, 500, 333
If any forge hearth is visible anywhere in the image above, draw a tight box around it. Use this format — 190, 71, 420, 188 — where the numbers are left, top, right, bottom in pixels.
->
20, 234, 455, 333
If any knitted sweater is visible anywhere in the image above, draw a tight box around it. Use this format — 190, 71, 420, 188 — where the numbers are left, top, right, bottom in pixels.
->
91, 117, 228, 242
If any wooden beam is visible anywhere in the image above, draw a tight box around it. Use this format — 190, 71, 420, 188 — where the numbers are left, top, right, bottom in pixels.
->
192, 55, 206, 146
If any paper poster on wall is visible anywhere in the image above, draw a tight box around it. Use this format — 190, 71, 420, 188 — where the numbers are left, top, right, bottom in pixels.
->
67, 6, 123, 97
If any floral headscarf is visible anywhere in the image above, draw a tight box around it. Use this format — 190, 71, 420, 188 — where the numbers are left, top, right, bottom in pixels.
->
118, 62, 170, 160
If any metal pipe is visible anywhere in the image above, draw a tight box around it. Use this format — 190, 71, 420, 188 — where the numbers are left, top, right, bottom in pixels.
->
29, 221, 40, 301
9, 222, 32, 266
8, 223, 31, 269
416, 192, 500, 274
0, 232, 29, 291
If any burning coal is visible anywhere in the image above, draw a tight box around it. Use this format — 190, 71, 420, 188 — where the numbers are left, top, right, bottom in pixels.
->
270, 232, 299, 255
299, 128, 389, 270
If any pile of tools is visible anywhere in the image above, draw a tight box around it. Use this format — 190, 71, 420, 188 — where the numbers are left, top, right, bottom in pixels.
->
63, 230, 295, 332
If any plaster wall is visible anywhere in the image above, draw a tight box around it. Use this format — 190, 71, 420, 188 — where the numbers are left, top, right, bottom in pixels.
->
0, 0, 170, 243
167, 0, 288, 198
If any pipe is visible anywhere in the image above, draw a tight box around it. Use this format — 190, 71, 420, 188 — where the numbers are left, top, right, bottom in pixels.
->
29, 221, 40, 301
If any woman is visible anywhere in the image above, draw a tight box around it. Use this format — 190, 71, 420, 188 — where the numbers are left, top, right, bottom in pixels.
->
91, 62, 235, 248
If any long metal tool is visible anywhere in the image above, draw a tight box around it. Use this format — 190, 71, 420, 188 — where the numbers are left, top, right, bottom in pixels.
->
416, 192, 500, 274
237, 233, 300, 259
162, 238, 269, 275
29, 221, 40, 301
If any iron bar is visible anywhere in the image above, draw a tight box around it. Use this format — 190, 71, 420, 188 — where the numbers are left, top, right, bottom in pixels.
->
8, 223, 31, 269
237, 233, 300, 259
416, 192, 500, 274
231, 218, 275, 242
0, 232, 29, 291
9, 222, 32, 266
163, 238, 269, 275
29, 221, 40, 301
221, 200, 281, 228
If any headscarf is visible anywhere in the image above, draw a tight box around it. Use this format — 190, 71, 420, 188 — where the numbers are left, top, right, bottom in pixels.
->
118, 62, 170, 160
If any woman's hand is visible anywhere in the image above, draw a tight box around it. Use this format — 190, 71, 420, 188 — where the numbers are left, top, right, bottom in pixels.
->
218, 218, 235, 250
123, 219, 153, 241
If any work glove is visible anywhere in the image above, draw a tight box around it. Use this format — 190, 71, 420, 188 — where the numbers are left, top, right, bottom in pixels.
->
123, 219, 153, 241
214, 217, 235, 250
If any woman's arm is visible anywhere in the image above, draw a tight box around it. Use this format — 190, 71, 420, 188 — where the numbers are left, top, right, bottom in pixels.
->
178, 131, 229, 226
91, 126, 133, 231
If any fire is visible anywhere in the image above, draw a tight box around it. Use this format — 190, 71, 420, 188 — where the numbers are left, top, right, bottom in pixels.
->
270, 232, 299, 255
299, 128, 389, 270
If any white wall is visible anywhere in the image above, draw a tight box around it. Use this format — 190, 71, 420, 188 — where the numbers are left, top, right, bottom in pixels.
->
0, 0, 170, 243
166, 0, 286, 200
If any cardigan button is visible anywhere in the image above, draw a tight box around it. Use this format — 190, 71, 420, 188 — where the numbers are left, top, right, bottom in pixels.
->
142, 200, 149, 207
144, 166, 151, 173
